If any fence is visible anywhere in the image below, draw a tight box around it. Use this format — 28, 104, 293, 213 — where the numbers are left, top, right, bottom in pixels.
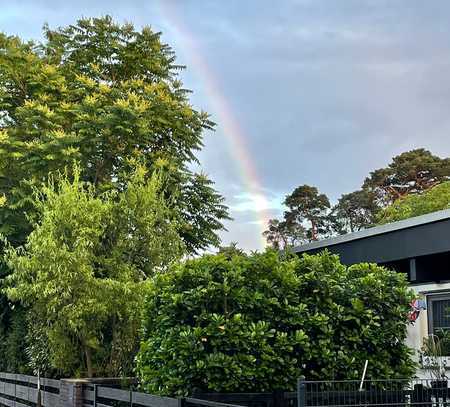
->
82, 384, 251, 407
297, 378, 450, 407
0, 372, 60, 407
192, 391, 297, 407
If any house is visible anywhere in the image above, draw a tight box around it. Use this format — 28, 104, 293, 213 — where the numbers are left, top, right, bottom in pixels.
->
293, 208, 450, 377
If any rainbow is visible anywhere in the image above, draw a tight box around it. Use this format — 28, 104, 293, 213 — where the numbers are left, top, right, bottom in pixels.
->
157, 1, 272, 249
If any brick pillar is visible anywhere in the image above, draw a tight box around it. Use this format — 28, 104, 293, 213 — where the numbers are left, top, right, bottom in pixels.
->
59, 377, 136, 407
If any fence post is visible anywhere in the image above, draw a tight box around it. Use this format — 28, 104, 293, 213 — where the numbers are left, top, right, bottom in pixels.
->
93, 384, 97, 407
130, 386, 133, 407
59, 379, 85, 407
178, 398, 186, 407
297, 376, 306, 407
273, 389, 285, 407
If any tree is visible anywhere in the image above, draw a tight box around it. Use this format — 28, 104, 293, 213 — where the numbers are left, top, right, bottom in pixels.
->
363, 149, 450, 207
377, 181, 450, 224
0, 16, 227, 374
0, 16, 228, 252
263, 218, 306, 249
4, 167, 183, 377
137, 250, 416, 396
284, 185, 330, 241
330, 190, 378, 234
217, 242, 246, 258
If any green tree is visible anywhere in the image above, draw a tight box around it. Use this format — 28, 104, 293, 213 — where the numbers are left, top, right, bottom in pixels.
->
0, 16, 227, 373
377, 181, 450, 224
263, 218, 306, 249
330, 190, 378, 234
137, 250, 416, 396
217, 242, 246, 259
0, 16, 228, 252
4, 167, 183, 377
363, 149, 450, 207
284, 185, 330, 241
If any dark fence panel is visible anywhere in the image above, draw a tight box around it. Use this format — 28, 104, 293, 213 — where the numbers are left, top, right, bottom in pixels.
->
192, 391, 297, 407
0, 372, 60, 407
298, 378, 450, 407
83, 383, 182, 407
82, 385, 256, 407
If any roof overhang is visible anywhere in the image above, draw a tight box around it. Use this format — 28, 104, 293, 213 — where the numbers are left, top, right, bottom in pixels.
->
293, 209, 450, 264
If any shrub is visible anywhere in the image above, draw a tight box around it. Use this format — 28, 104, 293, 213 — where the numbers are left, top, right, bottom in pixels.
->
137, 250, 416, 395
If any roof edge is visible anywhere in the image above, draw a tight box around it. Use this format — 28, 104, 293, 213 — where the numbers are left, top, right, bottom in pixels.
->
293, 208, 450, 254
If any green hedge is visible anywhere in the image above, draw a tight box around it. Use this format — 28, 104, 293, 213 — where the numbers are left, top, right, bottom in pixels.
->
137, 250, 416, 395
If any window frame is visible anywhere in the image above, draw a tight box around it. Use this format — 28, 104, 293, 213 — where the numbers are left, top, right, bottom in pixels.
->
427, 293, 450, 337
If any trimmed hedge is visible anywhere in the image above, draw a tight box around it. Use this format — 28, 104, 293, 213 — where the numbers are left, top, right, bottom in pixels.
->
137, 250, 416, 395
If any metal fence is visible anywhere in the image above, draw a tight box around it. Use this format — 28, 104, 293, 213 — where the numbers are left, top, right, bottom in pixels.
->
297, 379, 450, 407
192, 391, 297, 407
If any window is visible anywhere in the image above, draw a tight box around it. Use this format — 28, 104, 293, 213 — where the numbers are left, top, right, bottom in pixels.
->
428, 294, 450, 337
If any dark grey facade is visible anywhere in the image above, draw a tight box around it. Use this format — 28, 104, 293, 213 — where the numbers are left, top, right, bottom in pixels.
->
293, 209, 450, 284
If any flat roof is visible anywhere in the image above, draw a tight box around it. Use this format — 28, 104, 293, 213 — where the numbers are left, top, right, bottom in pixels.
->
293, 208, 450, 254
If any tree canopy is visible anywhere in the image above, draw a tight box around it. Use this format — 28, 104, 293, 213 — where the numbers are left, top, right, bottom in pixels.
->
377, 181, 450, 224
0, 17, 229, 374
363, 149, 450, 207
264, 149, 449, 248
284, 185, 330, 241
330, 190, 377, 234
0, 16, 228, 252
137, 250, 416, 396
262, 218, 306, 250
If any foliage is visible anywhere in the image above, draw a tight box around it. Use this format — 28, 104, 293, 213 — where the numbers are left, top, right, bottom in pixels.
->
4, 167, 183, 377
421, 332, 450, 380
0, 15, 227, 376
284, 185, 330, 241
263, 218, 306, 250
363, 149, 450, 207
137, 250, 416, 396
25, 311, 52, 376
377, 182, 450, 224
330, 190, 378, 234
217, 242, 246, 258
0, 15, 228, 253
2, 307, 30, 374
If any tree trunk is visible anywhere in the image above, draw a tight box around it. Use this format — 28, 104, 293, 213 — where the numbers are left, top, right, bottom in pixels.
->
310, 219, 317, 241
85, 346, 94, 378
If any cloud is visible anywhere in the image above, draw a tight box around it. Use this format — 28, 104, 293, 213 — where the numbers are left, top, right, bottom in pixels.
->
2, 0, 450, 251
230, 192, 284, 213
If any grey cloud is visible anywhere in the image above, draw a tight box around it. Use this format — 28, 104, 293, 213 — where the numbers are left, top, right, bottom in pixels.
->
1, 0, 450, 250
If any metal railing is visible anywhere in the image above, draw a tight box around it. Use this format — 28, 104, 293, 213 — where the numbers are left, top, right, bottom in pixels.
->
297, 378, 450, 407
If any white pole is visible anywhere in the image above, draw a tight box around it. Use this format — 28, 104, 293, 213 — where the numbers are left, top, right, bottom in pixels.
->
359, 360, 369, 391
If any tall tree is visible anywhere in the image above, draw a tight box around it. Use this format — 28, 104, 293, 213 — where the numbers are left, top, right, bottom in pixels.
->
263, 218, 306, 249
330, 189, 378, 234
284, 185, 330, 241
0, 16, 228, 374
0, 16, 228, 252
4, 167, 183, 377
363, 149, 450, 207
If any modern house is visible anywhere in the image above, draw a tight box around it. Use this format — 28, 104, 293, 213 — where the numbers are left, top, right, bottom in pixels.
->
293, 209, 450, 377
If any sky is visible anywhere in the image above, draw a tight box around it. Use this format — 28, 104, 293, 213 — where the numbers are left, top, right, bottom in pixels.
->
1, 1, 450, 251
